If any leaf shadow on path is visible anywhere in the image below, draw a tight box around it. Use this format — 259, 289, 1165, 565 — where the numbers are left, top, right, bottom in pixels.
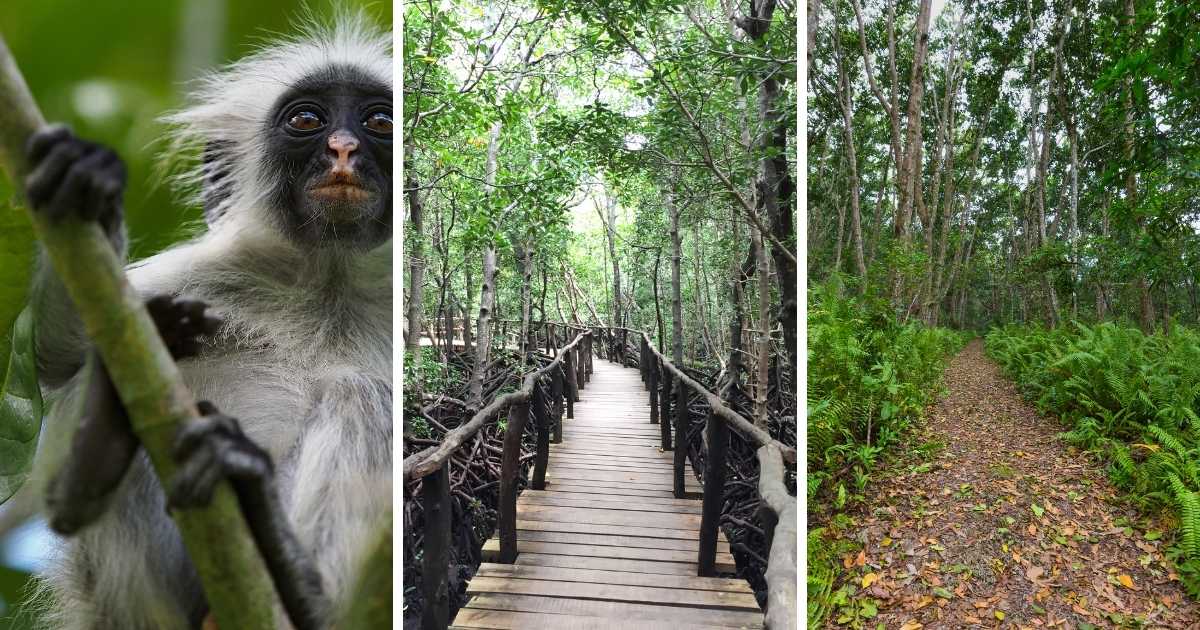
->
825, 339, 1200, 629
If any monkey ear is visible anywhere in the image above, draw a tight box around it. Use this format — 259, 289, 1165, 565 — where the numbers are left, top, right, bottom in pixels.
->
200, 141, 234, 225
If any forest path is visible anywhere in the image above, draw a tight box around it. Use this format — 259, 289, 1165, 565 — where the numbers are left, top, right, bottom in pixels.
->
453, 359, 764, 629
826, 339, 1199, 629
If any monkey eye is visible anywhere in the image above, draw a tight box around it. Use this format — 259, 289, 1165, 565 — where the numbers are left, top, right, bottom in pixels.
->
364, 111, 392, 136
286, 110, 325, 133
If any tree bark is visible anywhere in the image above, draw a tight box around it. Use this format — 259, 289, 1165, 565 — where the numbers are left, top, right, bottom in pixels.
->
403, 140, 425, 396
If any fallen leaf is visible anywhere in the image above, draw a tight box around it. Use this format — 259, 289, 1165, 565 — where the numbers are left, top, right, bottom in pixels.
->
1117, 574, 1134, 589
900, 621, 922, 630
995, 610, 1006, 620
862, 572, 879, 588
1031, 503, 1045, 518
855, 549, 867, 567
1025, 565, 1045, 582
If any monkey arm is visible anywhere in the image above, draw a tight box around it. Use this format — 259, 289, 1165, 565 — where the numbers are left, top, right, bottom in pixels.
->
168, 403, 332, 630
43, 296, 220, 535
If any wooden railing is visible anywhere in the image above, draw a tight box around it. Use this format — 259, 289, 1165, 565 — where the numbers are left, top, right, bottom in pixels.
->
588, 325, 798, 630
407, 318, 796, 629
402, 323, 593, 630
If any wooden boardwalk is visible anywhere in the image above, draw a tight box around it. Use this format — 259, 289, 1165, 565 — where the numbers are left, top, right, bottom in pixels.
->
453, 359, 763, 629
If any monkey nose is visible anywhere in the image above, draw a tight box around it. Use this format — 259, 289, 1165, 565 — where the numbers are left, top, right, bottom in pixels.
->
327, 130, 360, 174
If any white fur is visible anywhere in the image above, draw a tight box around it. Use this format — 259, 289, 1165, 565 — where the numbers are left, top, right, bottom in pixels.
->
30, 11, 393, 630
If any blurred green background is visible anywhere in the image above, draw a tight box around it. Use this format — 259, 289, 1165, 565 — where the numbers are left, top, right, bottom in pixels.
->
0, 1, 392, 626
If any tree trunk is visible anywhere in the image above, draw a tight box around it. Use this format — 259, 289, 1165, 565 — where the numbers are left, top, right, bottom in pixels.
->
668, 187, 684, 369
736, 0, 796, 382
403, 141, 426, 397
605, 195, 622, 327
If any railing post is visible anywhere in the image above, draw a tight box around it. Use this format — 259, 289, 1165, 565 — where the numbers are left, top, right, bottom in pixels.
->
499, 400, 530, 563
531, 384, 550, 490
698, 410, 729, 576
586, 334, 594, 378
551, 366, 564, 443
577, 343, 588, 389
660, 361, 672, 451
420, 462, 451, 630
673, 378, 688, 498
638, 335, 647, 384
564, 350, 578, 415
648, 354, 659, 425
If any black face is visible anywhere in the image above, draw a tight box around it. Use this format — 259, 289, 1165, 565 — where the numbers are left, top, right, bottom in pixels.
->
264, 65, 392, 249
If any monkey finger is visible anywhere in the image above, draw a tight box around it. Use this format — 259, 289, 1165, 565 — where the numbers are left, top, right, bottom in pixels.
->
24, 124, 71, 164
196, 400, 219, 416
168, 446, 223, 509
173, 413, 243, 460
78, 150, 123, 222
24, 140, 87, 213
220, 445, 273, 482
46, 148, 113, 222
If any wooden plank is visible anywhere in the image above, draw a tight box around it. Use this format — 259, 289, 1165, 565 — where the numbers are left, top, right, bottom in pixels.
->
545, 468, 702, 486
539, 483, 680, 499
482, 539, 736, 569
474, 563, 748, 593
459, 593, 763, 627
543, 475, 690, 493
547, 463, 676, 475
515, 552, 697, 575
507, 528, 726, 553
450, 608, 744, 630
465, 577, 760, 611
521, 489, 699, 507
518, 494, 704, 515
515, 519, 701, 540
548, 457, 674, 470
513, 505, 702, 529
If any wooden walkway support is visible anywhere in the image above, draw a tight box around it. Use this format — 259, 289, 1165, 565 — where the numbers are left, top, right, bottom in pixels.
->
455, 359, 763, 629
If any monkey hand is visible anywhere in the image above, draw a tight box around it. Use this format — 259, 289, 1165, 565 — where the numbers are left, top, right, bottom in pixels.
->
24, 125, 126, 245
145, 295, 222, 360
43, 296, 218, 535
169, 402, 331, 630
167, 402, 272, 509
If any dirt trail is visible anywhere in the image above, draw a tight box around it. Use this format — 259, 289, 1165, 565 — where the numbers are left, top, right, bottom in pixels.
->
826, 339, 1200, 628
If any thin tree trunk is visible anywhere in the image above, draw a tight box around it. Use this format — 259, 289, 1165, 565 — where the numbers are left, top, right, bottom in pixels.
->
404, 141, 426, 397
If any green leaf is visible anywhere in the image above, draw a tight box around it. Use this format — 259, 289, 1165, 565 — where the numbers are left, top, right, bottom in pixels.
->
1031, 503, 1045, 518
0, 204, 37, 383
0, 307, 43, 505
932, 587, 954, 599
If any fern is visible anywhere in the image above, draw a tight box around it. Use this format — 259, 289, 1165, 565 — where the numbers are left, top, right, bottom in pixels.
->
1169, 474, 1200, 561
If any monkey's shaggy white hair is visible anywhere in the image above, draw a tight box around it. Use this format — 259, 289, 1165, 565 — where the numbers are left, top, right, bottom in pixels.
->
162, 10, 392, 229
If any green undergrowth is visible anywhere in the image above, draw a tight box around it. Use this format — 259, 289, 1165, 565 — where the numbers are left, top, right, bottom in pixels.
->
806, 284, 964, 625
986, 321, 1200, 597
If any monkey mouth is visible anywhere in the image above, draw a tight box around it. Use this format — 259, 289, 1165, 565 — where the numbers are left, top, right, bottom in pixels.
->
310, 182, 371, 203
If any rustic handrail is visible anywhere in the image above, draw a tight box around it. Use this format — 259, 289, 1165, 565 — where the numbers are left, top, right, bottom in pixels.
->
623, 328, 795, 463
403, 327, 592, 630
402, 329, 590, 482
757, 443, 797, 629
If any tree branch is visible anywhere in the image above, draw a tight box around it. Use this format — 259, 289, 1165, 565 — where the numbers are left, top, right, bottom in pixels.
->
0, 33, 278, 629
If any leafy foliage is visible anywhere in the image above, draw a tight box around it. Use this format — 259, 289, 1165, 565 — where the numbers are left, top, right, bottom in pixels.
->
807, 283, 962, 624
987, 321, 1200, 595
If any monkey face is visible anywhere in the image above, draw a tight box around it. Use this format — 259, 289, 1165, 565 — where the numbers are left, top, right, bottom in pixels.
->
264, 65, 392, 250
